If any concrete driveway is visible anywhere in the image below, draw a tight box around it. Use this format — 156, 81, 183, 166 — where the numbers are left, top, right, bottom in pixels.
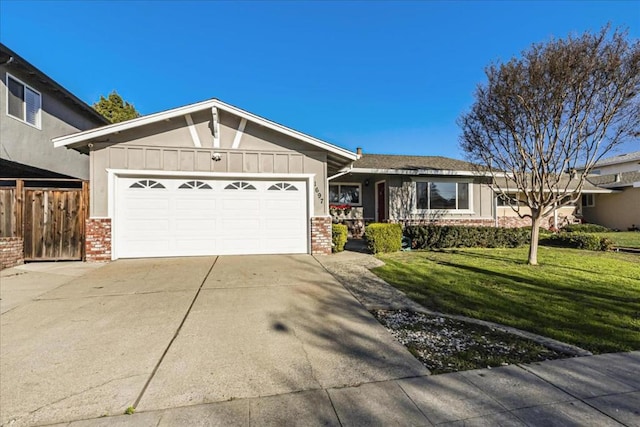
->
0, 255, 427, 426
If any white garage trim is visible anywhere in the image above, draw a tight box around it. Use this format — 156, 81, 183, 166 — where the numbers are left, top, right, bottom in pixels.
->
107, 169, 314, 260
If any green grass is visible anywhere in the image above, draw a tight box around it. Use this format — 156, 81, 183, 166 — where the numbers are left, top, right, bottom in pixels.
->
374, 247, 640, 354
596, 231, 640, 249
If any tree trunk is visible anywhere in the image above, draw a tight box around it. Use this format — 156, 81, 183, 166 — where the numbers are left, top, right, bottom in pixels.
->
528, 214, 542, 265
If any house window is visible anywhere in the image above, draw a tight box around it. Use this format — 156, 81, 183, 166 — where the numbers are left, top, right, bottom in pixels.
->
129, 180, 165, 189
416, 181, 470, 211
329, 183, 361, 205
6, 74, 41, 128
224, 181, 256, 190
268, 182, 298, 191
581, 194, 595, 207
179, 180, 212, 189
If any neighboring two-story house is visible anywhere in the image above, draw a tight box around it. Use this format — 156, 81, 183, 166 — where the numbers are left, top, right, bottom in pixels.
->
0, 43, 107, 267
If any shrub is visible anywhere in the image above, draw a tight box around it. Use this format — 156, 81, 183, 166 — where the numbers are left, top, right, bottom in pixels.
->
331, 224, 348, 253
542, 232, 613, 251
562, 223, 610, 233
404, 225, 530, 250
365, 223, 402, 253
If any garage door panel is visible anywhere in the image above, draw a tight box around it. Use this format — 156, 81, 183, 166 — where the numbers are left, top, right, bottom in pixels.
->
175, 219, 217, 232
115, 177, 308, 258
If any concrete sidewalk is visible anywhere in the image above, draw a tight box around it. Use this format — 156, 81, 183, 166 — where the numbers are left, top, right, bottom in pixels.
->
52, 351, 639, 426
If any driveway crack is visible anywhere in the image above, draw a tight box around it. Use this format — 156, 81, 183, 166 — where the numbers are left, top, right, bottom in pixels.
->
132, 256, 219, 409
289, 324, 322, 389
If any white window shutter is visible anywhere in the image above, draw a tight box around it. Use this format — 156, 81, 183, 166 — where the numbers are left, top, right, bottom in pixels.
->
25, 87, 41, 126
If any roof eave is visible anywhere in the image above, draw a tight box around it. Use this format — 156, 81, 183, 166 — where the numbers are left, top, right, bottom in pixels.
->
349, 167, 497, 177
52, 98, 358, 162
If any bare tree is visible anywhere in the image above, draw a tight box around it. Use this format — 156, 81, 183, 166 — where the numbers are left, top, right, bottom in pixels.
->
459, 26, 640, 265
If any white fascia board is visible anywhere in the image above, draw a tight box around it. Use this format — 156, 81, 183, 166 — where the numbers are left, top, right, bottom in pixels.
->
213, 100, 357, 161
54, 98, 359, 162
53, 98, 218, 147
349, 167, 495, 177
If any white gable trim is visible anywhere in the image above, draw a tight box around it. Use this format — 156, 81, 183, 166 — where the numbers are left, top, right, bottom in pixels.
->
232, 118, 247, 149
184, 114, 202, 148
52, 98, 358, 161
211, 106, 220, 148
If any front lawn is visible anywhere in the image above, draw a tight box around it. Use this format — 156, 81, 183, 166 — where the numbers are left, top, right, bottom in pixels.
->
374, 247, 640, 354
596, 231, 640, 249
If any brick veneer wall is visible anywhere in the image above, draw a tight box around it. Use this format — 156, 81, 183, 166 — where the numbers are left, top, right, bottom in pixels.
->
85, 218, 112, 262
311, 216, 332, 255
0, 237, 24, 269
497, 216, 533, 228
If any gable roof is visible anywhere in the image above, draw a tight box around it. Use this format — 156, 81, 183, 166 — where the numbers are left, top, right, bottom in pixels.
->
349, 153, 491, 176
593, 151, 640, 168
0, 43, 108, 126
587, 171, 640, 189
52, 98, 358, 166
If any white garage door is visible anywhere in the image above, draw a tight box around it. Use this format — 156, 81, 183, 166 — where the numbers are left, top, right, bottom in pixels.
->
114, 177, 308, 258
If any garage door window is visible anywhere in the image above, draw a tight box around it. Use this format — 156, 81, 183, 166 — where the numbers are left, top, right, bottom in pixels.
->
179, 180, 212, 189
225, 181, 256, 190
268, 182, 298, 191
129, 180, 165, 189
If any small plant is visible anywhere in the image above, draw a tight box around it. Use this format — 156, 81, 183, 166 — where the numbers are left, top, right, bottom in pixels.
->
332, 224, 348, 253
562, 223, 610, 233
365, 223, 402, 253
542, 232, 613, 251
124, 406, 135, 415
329, 204, 352, 216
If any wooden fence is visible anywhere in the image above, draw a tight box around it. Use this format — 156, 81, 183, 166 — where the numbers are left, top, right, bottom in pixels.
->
0, 179, 88, 261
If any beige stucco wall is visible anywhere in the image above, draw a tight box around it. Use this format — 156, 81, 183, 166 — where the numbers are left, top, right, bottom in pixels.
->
89, 109, 328, 217
0, 66, 103, 179
582, 187, 640, 230
332, 174, 495, 222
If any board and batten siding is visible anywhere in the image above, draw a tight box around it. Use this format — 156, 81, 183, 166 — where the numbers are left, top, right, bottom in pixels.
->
89, 108, 329, 217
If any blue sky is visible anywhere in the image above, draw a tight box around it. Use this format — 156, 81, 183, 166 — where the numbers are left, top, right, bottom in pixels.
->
1, 1, 638, 158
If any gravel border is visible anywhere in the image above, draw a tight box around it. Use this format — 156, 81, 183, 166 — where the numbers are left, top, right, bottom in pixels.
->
314, 250, 592, 357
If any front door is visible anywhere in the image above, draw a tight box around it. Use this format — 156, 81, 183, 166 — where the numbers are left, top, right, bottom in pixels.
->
376, 181, 386, 222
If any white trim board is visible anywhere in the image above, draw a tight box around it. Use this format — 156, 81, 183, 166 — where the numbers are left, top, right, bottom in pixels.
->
184, 114, 202, 148
231, 118, 247, 149
53, 98, 358, 161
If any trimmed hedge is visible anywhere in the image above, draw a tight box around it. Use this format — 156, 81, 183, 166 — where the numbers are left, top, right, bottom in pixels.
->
365, 223, 402, 253
404, 225, 530, 249
542, 232, 613, 251
332, 224, 348, 253
562, 223, 611, 233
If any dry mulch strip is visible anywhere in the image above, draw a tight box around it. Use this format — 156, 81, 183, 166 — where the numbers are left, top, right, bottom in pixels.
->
373, 309, 567, 374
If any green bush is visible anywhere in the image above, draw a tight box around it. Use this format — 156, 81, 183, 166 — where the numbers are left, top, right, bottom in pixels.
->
404, 225, 530, 250
331, 224, 348, 253
542, 232, 613, 251
365, 223, 402, 253
562, 223, 610, 233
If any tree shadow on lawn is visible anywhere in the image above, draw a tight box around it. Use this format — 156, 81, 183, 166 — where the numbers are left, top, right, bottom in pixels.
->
448, 248, 640, 282
376, 259, 639, 353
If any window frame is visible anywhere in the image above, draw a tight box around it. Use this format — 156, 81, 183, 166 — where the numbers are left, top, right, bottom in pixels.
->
6, 73, 42, 129
581, 193, 595, 208
328, 182, 362, 206
412, 178, 474, 214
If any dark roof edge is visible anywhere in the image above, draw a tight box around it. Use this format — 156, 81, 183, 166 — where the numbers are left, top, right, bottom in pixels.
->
0, 43, 109, 125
